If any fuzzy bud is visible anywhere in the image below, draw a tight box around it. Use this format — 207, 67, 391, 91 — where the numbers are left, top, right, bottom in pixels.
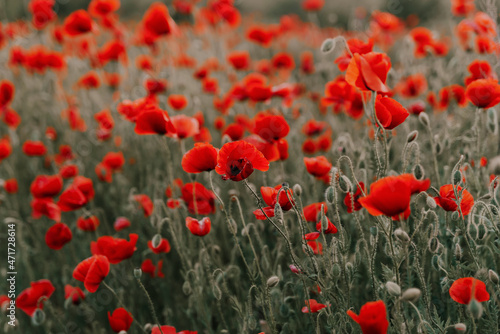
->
325, 186, 335, 204
451, 211, 460, 221
267, 276, 280, 288
293, 184, 302, 197
401, 288, 421, 303
413, 164, 425, 180
453, 170, 462, 185
426, 196, 436, 209
454, 323, 467, 332
468, 299, 483, 319
338, 175, 352, 193
320, 38, 336, 53
394, 228, 410, 243
134, 267, 142, 279
385, 281, 401, 296
182, 281, 192, 295
407, 130, 418, 143
31, 309, 46, 326
274, 203, 283, 222
151, 234, 162, 249
489, 269, 499, 284
332, 263, 341, 277
418, 112, 430, 127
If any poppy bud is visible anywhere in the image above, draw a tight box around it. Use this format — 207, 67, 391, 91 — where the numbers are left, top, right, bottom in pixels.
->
454, 323, 467, 332
248, 316, 257, 330
435, 139, 442, 155
453, 170, 462, 185
451, 211, 460, 221
468, 299, 483, 319
490, 204, 499, 216
134, 267, 142, 279
468, 223, 478, 240
413, 164, 425, 180
426, 196, 436, 209
338, 175, 352, 193
274, 203, 283, 221
151, 234, 162, 248
401, 288, 421, 303
394, 228, 410, 243
386, 281, 401, 296
182, 281, 192, 295
489, 269, 499, 284
325, 186, 335, 204
144, 323, 153, 332
418, 112, 430, 127
332, 263, 341, 277
212, 283, 222, 300
293, 184, 302, 196
370, 226, 378, 236
428, 237, 440, 253
320, 38, 336, 54
32, 308, 46, 326
267, 276, 280, 288
407, 130, 418, 143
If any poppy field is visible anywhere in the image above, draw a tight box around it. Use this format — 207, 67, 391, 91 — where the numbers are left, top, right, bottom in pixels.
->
1, 0, 500, 333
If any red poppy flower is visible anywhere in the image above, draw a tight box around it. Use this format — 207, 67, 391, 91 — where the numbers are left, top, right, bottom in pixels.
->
181, 182, 215, 214
307, 241, 323, 255
0, 80, 14, 107
64, 285, 85, 305
246, 25, 273, 47
186, 217, 211, 236
141, 259, 165, 278
22, 140, 47, 156
344, 182, 365, 213
152, 326, 178, 334
108, 307, 133, 333
375, 95, 409, 130
346, 52, 391, 93
169, 115, 200, 139
89, 0, 120, 18
302, 0, 324, 11
0, 138, 12, 161
252, 114, 290, 143
253, 185, 294, 220
133, 194, 154, 217
57, 187, 86, 212
148, 238, 171, 254
17, 279, 55, 316
465, 78, 500, 108
29, 0, 57, 30
359, 174, 430, 219
91, 234, 138, 264
60, 165, 79, 179
2, 108, 21, 129
434, 184, 474, 216
182, 143, 218, 174
302, 299, 327, 313
303, 202, 327, 222
45, 223, 72, 250
465, 60, 497, 86
63, 10, 94, 36
168, 94, 188, 111
142, 2, 176, 38
315, 217, 338, 234
451, 0, 475, 16
73, 255, 110, 293
77, 216, 100, 232
227, 50, 250, 70
114, 217, 131, 231
102, 152, 125, 171
272, 52, 295, 71
4, 178, 18, 194
135, 105, 176, 136
30, 174, 63, 198
396, 74, 427, 98
31, 198, 61, 222
449, 277, 490, 305
215, 140, 269, 181
347, 300, 389, 334
304, 156, 332, 178
78, 72, 100, 89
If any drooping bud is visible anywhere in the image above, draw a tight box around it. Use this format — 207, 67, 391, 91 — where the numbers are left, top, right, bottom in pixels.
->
407, 130, 418, 143
134, 267, 142, 279
338, 175, 352, 193
386, 281, 401, 296
151, 234, 162, 249
182, 281, 192, 295
320, 38, 337, 53
401, 288, 421, 303
418, 112, 430, 127
426, 196, 436, 209
274, 203, 283, 222
451, 211, 460, 221
468, 299, 483, 319
31, 309, 46, 326
293, 184, 302, 197
267, 276, 280, 288
454, 243, 462, 261
413, 164, 425, 180
325, 186, 335, 204
453, 170, 462, 185
489, 269, 499, 284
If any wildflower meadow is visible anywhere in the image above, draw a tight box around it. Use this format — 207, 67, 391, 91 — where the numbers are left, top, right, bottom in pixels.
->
1, 0, 500, 333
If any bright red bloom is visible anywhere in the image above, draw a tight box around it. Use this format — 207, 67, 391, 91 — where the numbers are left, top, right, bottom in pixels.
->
0, 80, 14, 107
29, 0, 56, 30
449, 277, 490, 305
0, 138, 12, 161
346, 52, 391, 93
186, 217, 211, 236
4, 178, 18, 193
253, 114, 290, 143
181, 182, 215, 214
60, 164, 79, 179
347, 300, 389, 334
22, 140, 47, 156
77, 216, 100, 231
31, 198, 61, 222
253, 185, 294, 220
302, 0, 324, 11
215, 140, 269, 181
465, 79, 500, 108
170, 115, 200, 139
135, 105, 176, 136
246, 25, 273, 47
30, 174, 63, 198
227, 50, 250, 70
148, 238, 171, 254
17, 279, 55, 316
133, 194, 154, 217
272, 52, 295, 71
102, 152, 125, 171
168, 94, 188, 111
375, 95, 409, 130
108, 307, 133, 333
63, 10, 94, 36
141, 259, 165, 278
73, 255, 110, 293
57, 185, 88, 212
315, 217, 338, 234
303, 202, 327, 222
434, 184, 474, 216
142, 2, 176, 38
45, 223, 72, 250
182, 143, 218, 173
304, 156, 332, 178
465, 60, 497, 86
302, 299, 327, 313
307, 241, 323, 255
396, 74, 427, 98
344, 182, 365, 213
114, 217, 131, 231
451, 0, 475, 16
91, 233, 138, 264
89, 0, 120, 18
359, 174, 430, 219
64, 285, 85, 305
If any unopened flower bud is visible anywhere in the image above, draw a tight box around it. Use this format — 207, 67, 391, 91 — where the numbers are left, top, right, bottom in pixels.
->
454, 323, 467, 332
134, 267, 142, 279
407, 130, 418, 143
338, 175, 352, 193
413, 164, 424, 180
386, 281, 401, 296
394, 228, 410, 243
332, 263, 341, 277
418, 112, 430, 127
182, 281, 192, 295
267, 276, 280, 288
212, 283, 222, 300
426, 196, 436, 209
453, 170, 462, 185
468, 299, 483, 319
274, 203, 283, 221
451, 211, 460, 221
32, 308, 46, 326
454, 244, 462, 260
489, 269, 499, 284
325, 186, 335, 204
293, 184, 302, 197
151, 234, 162, 249
320, 38, 336, 53
401, 288, 421, 303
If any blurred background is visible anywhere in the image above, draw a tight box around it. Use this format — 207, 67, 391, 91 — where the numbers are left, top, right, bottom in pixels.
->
1, 0, 460, 27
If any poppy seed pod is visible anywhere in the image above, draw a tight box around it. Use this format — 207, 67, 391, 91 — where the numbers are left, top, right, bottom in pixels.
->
386, 281, 401, 296
401, 288, 421, 303
267, 276, 280, 288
